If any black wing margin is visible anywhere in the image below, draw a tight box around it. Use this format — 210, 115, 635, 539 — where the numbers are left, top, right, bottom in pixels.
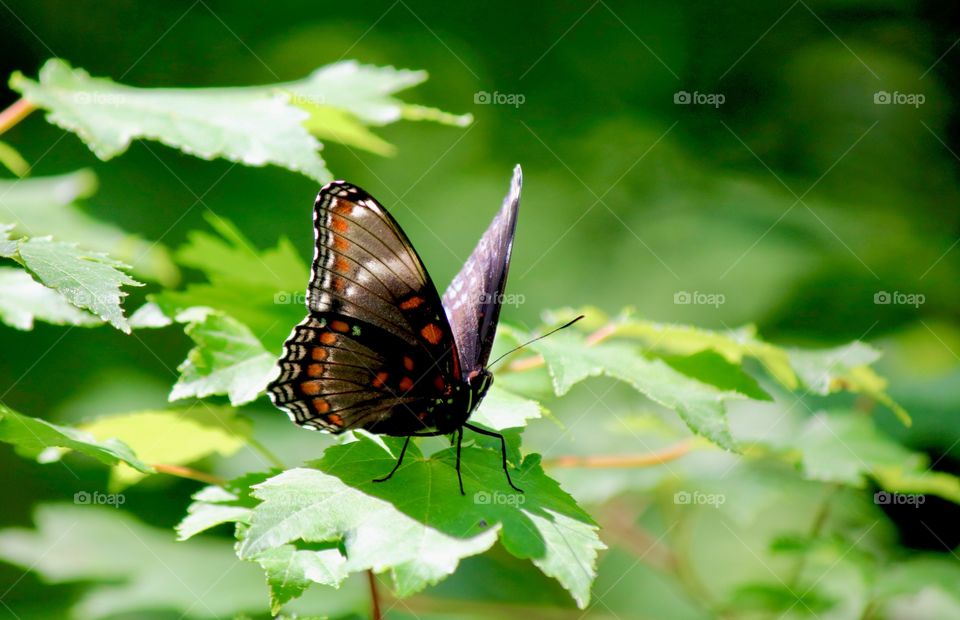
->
441, 165, 521, 374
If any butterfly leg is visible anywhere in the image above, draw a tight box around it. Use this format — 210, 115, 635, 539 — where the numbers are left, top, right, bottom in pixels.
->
372, 436, 412, 483
455, 427, 465, 496
464, 423, 524, 493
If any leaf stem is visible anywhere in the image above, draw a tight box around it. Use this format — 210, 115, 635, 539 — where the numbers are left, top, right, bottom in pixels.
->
506, 320, 617, 373
151, 463, 226, 486
368, 570, 383, 620
543, 440, 693, 469
0, 98, 36, 136
246, 436, 286, 469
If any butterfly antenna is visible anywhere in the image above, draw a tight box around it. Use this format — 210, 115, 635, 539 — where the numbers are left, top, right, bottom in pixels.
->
488, 315, 585, 370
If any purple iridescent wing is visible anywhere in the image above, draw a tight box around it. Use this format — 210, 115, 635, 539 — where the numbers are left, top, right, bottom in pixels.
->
442, 165, 521, 374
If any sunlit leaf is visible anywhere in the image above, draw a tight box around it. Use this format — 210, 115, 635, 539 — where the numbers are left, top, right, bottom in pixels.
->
0, 266, 101, 329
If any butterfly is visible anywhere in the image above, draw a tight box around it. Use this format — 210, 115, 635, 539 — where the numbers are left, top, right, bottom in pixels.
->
267, 165, 525, 495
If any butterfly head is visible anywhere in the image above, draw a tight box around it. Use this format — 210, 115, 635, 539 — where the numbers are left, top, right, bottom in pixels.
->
430, 369, 494, 433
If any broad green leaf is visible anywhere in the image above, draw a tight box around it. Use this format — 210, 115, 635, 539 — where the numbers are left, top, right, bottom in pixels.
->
0, 139, 29, 176
177, 472, 274, 541
170, 312, 277, 406
660, 350, 772, 401
875, 555, 960, 603
563, 307, 798, 390
297, 103, 395, 156
254, 543, 349, 613
0, 404, 151, 472
0, 170, 178, 284
239, 435, 604, 607
11, 59, 469, 182
513, 327, 743, 450
789, 343, 910, 425
471, 384, 544, 430
10, 235, 142, 332
0, 504, 274, 619
726, 583, 836, 615
154, 214, 308, 344
79, 406, 249, 489
0, 266, 101, 329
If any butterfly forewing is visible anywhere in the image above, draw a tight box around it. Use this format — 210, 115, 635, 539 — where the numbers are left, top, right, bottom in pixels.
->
268, 181, 461, 435
442, 164, 521, 373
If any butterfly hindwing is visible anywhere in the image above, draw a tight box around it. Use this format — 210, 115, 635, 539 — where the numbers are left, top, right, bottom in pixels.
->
268, 181, 461, 434
442, 164, 521, 373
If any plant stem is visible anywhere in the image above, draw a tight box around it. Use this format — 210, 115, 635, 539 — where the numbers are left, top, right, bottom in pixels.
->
152, 463, 226, 486
367, 570, 383, 620
246, 436, 287, 469
543, 440, 693, 469
507, 320, 617, 373
0, 98, 36, 136
787, 484, 839, 588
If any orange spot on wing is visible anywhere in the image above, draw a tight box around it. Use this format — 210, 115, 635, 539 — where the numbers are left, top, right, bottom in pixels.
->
331, 320, 349, 333
311, 347, 328, 361
333, 235, 349, 252
327, 413, 343, 426
372, 372, 389, 389
433, 375, 446, 391
399, 376, 413, 392
332, 277, 346, 292
330, 216, 349, 233
320, 332, 337, 345
308, 364, 324, 378
400, 296, 423, 310
417, 411, 428, 421
333, 256, 350, 273
421, 323, 443, 345
403, 356, 414, 371
312, 398, 330, 413
301, 381, 322, 396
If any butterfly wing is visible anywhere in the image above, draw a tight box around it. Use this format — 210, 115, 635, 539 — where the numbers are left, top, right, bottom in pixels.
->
267, 182, 461, 435
442, 165, 521, 374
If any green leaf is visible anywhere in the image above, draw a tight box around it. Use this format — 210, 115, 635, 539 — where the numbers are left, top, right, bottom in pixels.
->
512, 327, 743, 450
471, 384, 544, 431
254, 543, 349, 613
8, 234, 142, 332
0, 504, 274, 619
0, 266, 101, 329
11, 59, 469, 182
297, 103, 395, 156
239, 435, 603, 608
660, 350, 772, 401
0, 170, 178, 284
177, 472, 273, 541
0, 139, 29, 176
726, 583, 835, 614
789, 343, 910, 425
170, 312, 277, 406
154, 214, 308, 344
0, 404, 151, 472
78, 406, 250, 489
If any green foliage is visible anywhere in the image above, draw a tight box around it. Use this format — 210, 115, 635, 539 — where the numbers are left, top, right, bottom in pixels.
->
0, 404, 151, 472
11, 59, 469, 182
0, 266, 100, 329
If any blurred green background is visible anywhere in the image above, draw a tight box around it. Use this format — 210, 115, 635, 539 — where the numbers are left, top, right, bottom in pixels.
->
2, 1, 960, 618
